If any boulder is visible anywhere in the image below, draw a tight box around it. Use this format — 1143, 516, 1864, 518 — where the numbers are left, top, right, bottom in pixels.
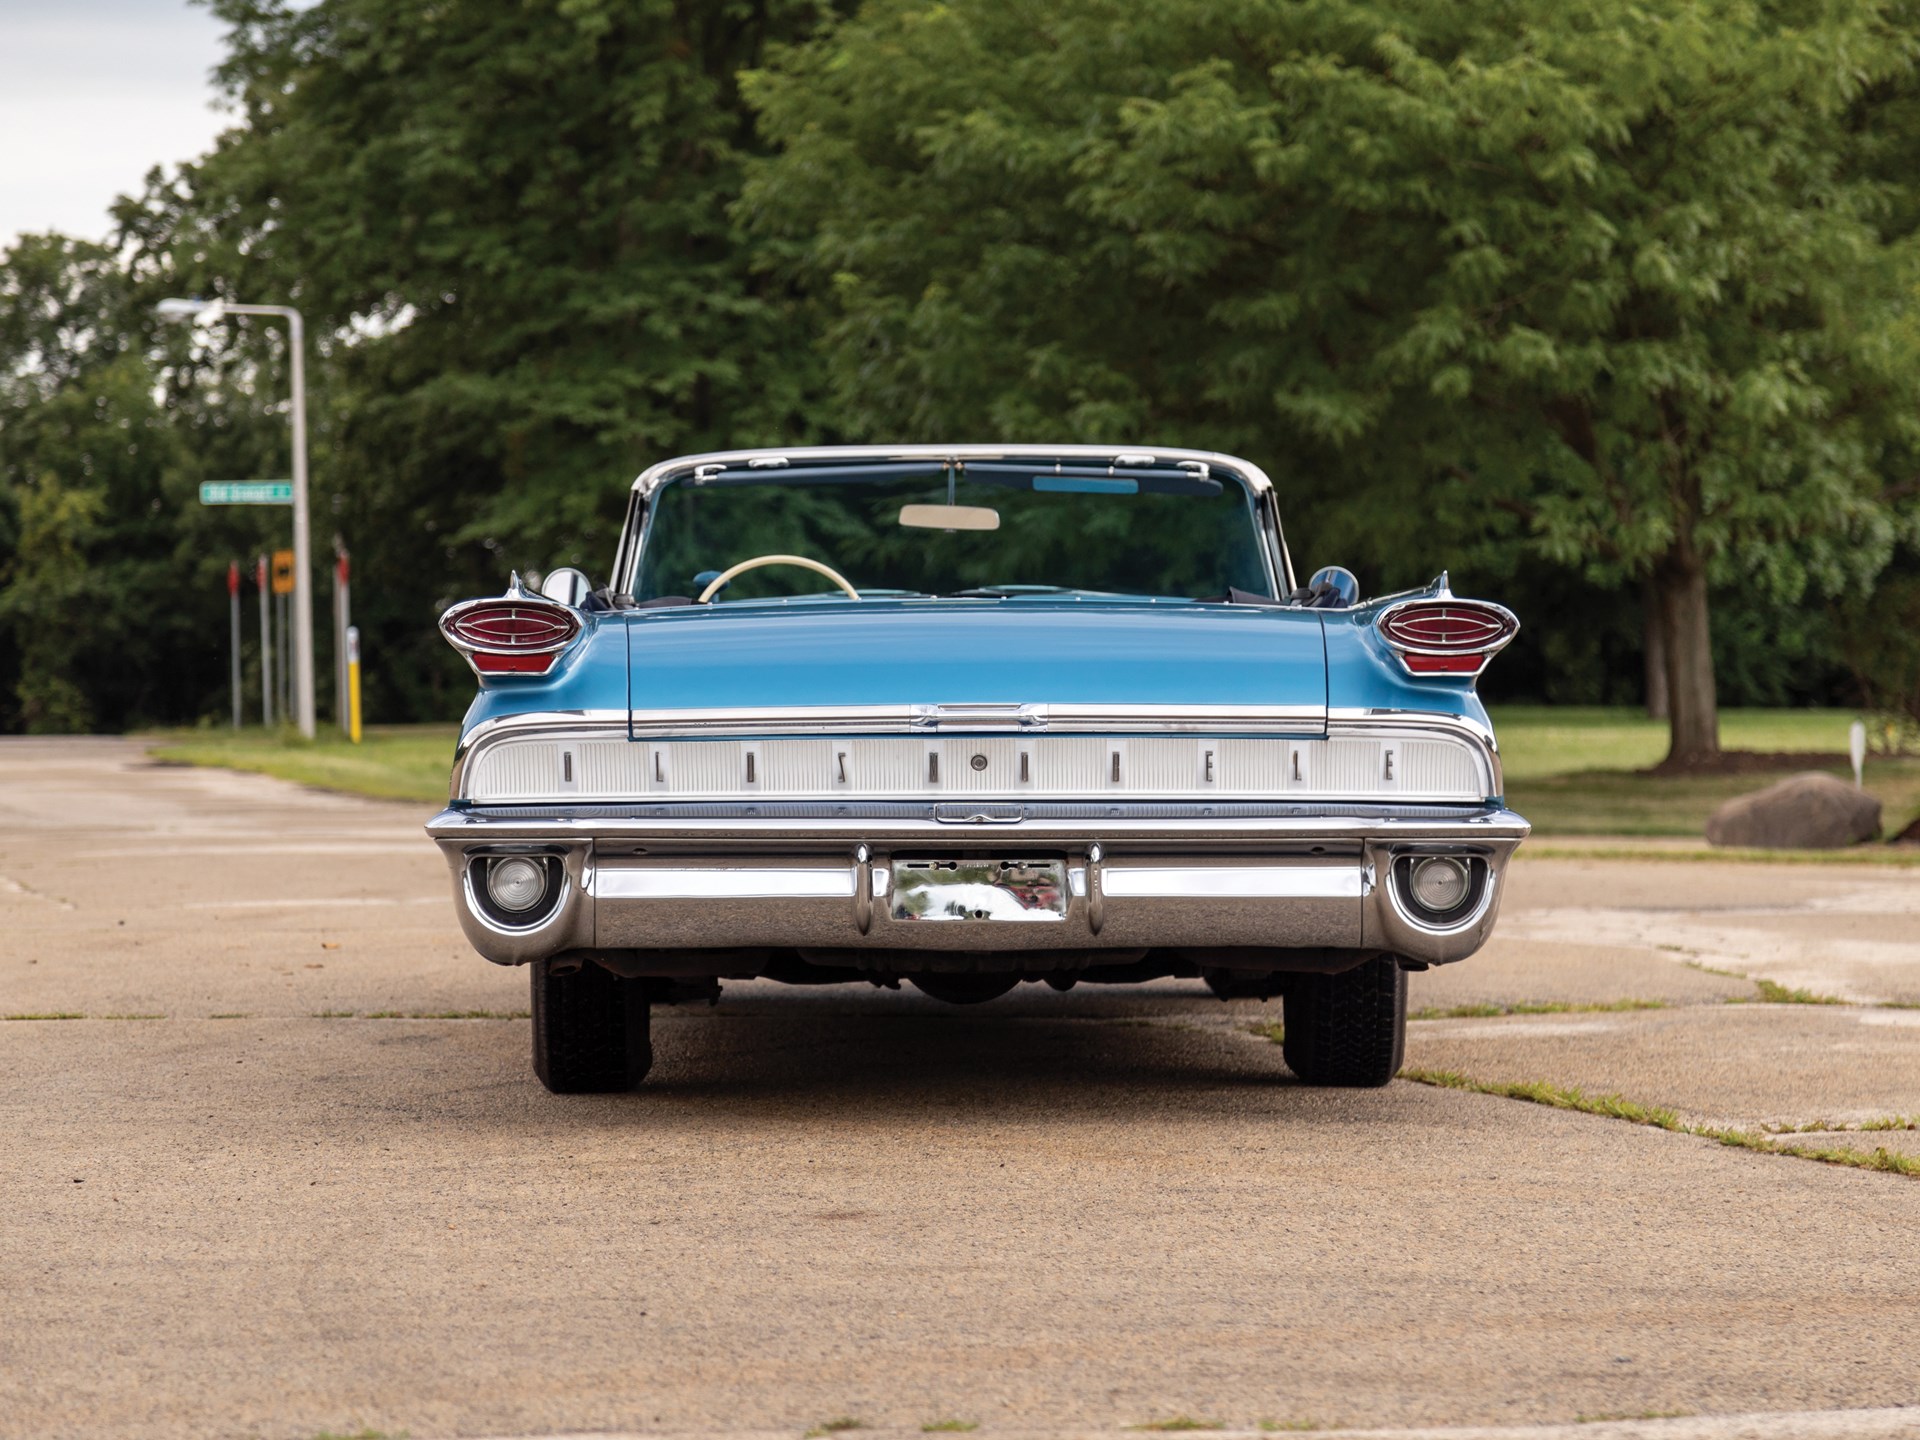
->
1705, 772, 1882, 849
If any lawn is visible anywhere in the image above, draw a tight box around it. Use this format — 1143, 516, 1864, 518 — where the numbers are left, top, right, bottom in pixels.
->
1490, 706, 1920, 839
145, 707, 1920, 841
147, 724, 458, 805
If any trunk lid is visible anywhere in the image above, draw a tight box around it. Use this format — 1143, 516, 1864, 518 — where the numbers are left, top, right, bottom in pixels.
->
624, 600, 1326, 732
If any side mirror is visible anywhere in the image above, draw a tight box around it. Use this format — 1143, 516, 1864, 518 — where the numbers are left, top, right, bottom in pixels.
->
538, 567, 594, 607
1304, 565, 1359, 609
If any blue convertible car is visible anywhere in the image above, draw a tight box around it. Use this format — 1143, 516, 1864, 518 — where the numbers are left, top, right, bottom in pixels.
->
427, 446, 1528, 1092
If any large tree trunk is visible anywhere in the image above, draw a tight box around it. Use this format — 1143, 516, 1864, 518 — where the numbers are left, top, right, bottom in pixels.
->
1643, 579, 1669, 720
1654, 547, 1718, 766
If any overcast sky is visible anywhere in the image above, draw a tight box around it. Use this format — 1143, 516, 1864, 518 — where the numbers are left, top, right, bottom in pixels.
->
1, 0, 230, 251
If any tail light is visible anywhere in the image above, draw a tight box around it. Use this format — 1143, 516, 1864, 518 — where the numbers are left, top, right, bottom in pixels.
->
441, 575, 582, 677
1378, 594, 1518, 678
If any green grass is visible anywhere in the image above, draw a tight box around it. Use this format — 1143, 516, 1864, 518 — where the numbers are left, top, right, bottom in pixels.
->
1129, 1420, 1224, 1432
802, 1420, 864, 1438
145, 723, 457, 805
1409, 999, 1668, 1021
1490, 705, 1920, 838
921, 1422, 979, 1433
1403, 1069, 1920, 1177
3, 1012, 84, 1021
1742, 979, 1847, 1006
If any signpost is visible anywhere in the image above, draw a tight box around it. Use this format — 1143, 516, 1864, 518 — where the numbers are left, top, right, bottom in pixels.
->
256, 554, 273, 727
199, 481, 293, 506
346, 626, 363, 744
228, 562, 242, 728
333, 547, 352, 735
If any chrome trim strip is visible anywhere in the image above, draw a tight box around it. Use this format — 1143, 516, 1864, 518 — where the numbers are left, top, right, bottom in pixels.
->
629, 444, 1274, 499
1101, 865, 1365, 900
428, 808, 1531, 846
620, 445, 1287, 599
592, 866, 856, 900
623, 702, 1327, 738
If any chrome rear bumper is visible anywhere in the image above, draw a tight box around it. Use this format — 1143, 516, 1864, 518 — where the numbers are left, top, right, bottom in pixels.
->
428, 805, 1527, 970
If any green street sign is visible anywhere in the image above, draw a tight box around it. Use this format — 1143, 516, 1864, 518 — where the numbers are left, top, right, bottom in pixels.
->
200, 481, 293, 505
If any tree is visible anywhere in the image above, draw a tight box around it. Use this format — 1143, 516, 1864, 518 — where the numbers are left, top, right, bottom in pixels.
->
744, 0, 1920, 763
117, 0, 836, 721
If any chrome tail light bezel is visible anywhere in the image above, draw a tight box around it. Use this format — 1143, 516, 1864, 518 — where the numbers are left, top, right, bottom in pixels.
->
440, 574, 583, 678
1376, 589, 1519, 678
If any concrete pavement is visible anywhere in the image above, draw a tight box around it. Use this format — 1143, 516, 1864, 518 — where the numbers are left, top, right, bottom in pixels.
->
2, 738, 1917, 1440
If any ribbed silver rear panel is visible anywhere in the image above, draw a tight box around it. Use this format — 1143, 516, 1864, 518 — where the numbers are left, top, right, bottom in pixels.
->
465, 733, 1489, 804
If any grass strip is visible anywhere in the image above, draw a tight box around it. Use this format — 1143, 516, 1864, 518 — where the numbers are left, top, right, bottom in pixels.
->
1409, 999, 1668, 1021
1129, 1421, 1225, 1433
1523, 844, 1920, 867
3, 1011, 85, 1021
1740, 979, 1848, 1005
1402, 1068, 1920, 1177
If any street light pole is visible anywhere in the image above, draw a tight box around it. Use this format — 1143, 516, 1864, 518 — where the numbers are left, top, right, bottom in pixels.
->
157, 297, 316, 738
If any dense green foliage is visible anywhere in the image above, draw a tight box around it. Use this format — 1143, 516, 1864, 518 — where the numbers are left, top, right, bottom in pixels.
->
4, 0, 1920, 745
743, 0, 1920, 758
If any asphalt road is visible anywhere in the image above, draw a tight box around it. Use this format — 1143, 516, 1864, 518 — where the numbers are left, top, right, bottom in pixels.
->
2, 738, 1918, 1440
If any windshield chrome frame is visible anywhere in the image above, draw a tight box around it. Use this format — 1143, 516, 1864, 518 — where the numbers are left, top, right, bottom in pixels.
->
611, 445, 1295, 602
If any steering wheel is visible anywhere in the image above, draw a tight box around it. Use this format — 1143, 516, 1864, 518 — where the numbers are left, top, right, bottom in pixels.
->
696, 554, 861, 604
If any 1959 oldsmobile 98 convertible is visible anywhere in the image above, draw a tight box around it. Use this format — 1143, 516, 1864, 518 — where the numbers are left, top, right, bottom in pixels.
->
427, 446, 1528, 1093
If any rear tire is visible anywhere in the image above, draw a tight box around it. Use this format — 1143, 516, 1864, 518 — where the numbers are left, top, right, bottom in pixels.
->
1281, 955, 1406, 1087
530, 958, 652, 1093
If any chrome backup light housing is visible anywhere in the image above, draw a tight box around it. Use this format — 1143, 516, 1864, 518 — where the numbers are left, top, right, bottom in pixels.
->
465, 851, 567, 930
1383, 849, 1493, 934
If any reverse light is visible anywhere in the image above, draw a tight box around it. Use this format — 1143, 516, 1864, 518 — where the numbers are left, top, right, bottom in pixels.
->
486, 856, 548, 913
440, 575, 582, 678
1409, 855, 1469, 912
1377, 592, 1518, 679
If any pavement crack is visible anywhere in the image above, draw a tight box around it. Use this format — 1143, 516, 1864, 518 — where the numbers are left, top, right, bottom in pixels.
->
0, 873, 76, 910
1401, 1068, 1920, 1179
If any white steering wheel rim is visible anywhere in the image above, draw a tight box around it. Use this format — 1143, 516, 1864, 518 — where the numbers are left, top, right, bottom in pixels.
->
696, 554, 861, 604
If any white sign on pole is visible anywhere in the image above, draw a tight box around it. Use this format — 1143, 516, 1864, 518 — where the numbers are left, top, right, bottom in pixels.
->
1849, 720, 1867, 789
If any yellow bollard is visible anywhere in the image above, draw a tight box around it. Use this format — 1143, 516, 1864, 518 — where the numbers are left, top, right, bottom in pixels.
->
346, 625, 363, 744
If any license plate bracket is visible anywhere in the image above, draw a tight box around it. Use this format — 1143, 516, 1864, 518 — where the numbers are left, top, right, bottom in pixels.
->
889, 858, 1068, 923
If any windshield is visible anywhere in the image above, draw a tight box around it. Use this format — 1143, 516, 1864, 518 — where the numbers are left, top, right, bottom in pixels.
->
631, 462, 1275, 602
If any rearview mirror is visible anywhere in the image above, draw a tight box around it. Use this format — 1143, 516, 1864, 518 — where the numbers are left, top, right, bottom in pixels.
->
538, 566, 594, 607
899, 503, 1000, 532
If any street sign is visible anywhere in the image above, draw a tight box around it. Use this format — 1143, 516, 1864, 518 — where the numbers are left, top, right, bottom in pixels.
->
200, 481, 293, 505
270, 549, 296, 595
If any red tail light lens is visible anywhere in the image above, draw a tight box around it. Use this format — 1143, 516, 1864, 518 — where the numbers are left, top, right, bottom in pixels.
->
441, 594, 581, 677
1378, 598, 1517, 678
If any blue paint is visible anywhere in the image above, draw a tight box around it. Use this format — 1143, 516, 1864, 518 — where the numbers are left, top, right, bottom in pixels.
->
624, 600, 1327, 726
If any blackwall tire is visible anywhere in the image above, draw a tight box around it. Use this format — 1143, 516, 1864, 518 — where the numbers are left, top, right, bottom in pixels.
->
1281, 955, 1406, 1088
530, 959, 652, 1093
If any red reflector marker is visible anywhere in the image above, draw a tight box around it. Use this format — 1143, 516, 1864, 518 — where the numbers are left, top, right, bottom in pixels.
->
472, 651, 560, 675
1403, 653, 1486, 674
